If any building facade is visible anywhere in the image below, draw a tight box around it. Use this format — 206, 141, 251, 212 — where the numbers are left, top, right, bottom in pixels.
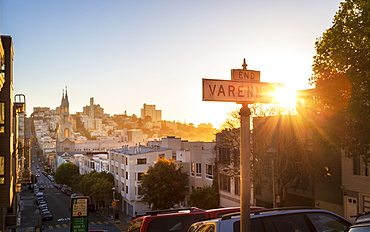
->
0, 35, 24, 231
140, 103, 161, 122
108, 145, 173, 216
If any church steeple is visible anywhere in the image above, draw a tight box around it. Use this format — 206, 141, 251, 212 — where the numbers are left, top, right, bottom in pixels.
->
64, 86, 69, 106
60, 86, 70, 114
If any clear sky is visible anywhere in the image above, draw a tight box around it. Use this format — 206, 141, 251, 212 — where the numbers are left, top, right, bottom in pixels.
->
1, 0, 342, 128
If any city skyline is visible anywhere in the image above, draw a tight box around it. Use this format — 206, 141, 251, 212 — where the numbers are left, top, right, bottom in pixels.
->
1, 0, 343, 128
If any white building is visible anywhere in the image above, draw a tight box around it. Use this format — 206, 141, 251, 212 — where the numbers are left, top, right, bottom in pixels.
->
342, 151, 370, 222
78, 153, 109, 175
108, 145, 173, 216
108, 136, 217, 216
74, 138, 135, 152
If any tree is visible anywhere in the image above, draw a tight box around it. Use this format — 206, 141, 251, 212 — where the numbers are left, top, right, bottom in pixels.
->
79, 170, 114, 208
216, 106, 313, 207
54, 163, 79, 187
79, 170, 114, 197
252, 115, 313, 206
311, 0, 370, 158
90, 177, 114, 209
187, 185, 219, 209
140, 158, 189, 210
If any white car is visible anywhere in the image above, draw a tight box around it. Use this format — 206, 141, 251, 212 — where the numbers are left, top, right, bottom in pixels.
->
187, 207, 352, 232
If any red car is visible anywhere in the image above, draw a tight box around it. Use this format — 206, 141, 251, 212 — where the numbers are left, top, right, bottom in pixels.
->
126, 206, 265, 232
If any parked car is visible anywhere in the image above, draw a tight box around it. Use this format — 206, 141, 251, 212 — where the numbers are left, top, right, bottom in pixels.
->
345, 212, 370, 231
127, 206, 265, 232
42, 211, 53, 221
187, 207, 353, 232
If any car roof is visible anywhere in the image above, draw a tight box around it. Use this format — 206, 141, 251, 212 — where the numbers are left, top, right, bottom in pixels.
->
133, 207, 206, 220
354, 214, 370, 224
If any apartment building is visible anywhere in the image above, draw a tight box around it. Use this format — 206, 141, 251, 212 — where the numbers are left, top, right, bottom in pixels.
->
77, 153, 109, 175
107, 136, 217, 216
108, 145, 173, 216
140, 103, 161, 122
0, 35, 25, 231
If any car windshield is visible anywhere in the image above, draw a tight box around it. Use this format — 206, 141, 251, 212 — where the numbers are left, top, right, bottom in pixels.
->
148, 214, 207, 232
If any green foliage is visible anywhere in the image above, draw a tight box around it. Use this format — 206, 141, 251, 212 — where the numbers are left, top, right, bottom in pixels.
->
90, 178, 114, 208
311, 0, 370, 157
187, 185, 219, 209
140, 158, 189, 210
54, 163, 79, 187
79, 170, 114, 208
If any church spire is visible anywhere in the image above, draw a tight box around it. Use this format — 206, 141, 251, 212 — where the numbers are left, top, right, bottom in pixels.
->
64, 86, 69, 106
61, 89, 65, 105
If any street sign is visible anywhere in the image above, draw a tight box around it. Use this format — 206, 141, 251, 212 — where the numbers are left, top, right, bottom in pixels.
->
70, 196, 89, 232
202, 78, 284, 104
231, 69, 260, 82
71, 198, 88, 217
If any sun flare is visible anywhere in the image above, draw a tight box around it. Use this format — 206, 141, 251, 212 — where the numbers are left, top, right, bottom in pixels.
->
273, 85, 298, 108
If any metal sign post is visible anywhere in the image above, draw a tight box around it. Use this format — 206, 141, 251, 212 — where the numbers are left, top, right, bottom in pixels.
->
240, 104, 251, 232
201, 59, 285, 232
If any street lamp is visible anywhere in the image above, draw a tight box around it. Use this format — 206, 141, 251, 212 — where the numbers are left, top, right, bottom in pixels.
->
267, 147, 277, 208
112, 187, 116, 220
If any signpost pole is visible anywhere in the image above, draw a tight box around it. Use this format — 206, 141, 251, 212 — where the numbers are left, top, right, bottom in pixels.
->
240, 104, 251, 232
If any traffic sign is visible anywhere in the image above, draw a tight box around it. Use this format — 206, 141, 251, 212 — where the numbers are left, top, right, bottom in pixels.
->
70, 196, 89, 232
231, 69, 260, 82
71, 198, 88, 217
202, 78, 284, 104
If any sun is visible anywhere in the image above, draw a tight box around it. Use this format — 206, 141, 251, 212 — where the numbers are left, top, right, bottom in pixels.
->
273, 84, 298, 108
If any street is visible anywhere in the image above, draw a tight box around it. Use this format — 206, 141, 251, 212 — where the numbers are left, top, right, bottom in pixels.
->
17, 148, 131, 232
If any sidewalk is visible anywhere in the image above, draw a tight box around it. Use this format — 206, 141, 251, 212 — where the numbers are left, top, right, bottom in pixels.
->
99, 207, 132, 225
19, 186, 43, 232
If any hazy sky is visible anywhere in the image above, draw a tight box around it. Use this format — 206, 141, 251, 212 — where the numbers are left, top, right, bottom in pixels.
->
1, 0, 342, 128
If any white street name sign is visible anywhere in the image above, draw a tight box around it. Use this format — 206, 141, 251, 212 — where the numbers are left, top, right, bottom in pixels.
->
202, 78, 284, 104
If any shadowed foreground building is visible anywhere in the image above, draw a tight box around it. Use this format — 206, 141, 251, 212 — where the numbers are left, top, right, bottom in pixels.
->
0, 35, 26, 231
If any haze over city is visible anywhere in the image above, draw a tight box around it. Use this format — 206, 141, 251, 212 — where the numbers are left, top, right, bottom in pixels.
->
1, 0, 343, 128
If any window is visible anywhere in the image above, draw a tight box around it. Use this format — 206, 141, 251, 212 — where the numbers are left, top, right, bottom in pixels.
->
0, 156, 4, 184
137, 172, 144, 181
0, 102, 4, 133
137, 158, 147, 165
234, 177, 240, 196
306, 212, 351, 232
125, 157, 128, 165
196, 163, 201, 177
268, 214, 310, 232
191, 163, 195, 176
137, 186, 143, 196
353, 156, 360, 175
126, 171, 128, 180
159, 154, 165, 159
206, 164, 214, 179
